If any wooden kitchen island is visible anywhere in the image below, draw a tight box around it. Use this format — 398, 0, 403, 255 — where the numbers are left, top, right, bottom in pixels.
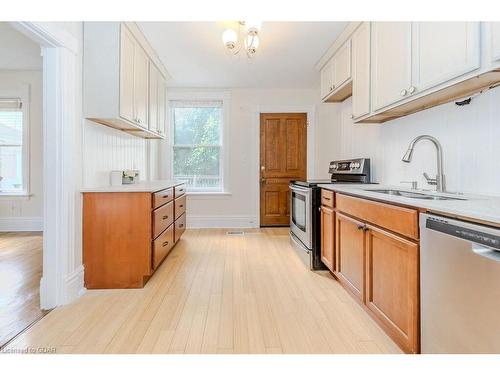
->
82, 180, 186, 289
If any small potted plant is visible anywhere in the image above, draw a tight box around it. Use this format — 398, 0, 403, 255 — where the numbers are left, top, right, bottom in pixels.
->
122, 170, 139, 184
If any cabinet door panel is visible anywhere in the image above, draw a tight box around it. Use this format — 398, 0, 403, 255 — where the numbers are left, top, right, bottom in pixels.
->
320, 205, 335, 271
119, 25, 135, 123
134, 44, 149, 128
157, 73, 167, 136
412, 22, 480, 93
490, 22, 500, 62
371, 22, 412, 111
335, 213, 365, 302
352, 22, 371, 119
365, 225, 419, 353
320, 59, 334, 99
333, 40, 352, 88
148, 63, 158, 132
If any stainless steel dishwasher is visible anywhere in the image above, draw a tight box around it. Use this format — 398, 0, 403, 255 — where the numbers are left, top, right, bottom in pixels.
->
420, 213, 500, 353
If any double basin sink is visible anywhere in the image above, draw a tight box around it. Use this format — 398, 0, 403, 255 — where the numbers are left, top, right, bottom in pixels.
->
364, 189, 468, 201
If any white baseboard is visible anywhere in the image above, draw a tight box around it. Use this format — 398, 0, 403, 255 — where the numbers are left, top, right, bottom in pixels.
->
187, 215, 259, 229
63, 265, 86, 304
0, 216, 43, 231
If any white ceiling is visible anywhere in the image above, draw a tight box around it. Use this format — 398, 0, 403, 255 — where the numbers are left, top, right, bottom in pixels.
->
138, 22, 348, 89
0, 22, 42, 70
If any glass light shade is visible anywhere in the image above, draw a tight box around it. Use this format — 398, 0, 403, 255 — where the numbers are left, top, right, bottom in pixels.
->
245, 34, 260, 50
222, 29, 237, 47
246, 20, 262, 34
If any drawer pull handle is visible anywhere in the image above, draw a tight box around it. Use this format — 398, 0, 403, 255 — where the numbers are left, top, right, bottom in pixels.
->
357, 224, 364, 230
180, 204, 184, 208
162, 241, 169, 247
162, 195, 170, 198
323, 197, 331, 201
179, 224, 184, 228
163, 215, 169, 220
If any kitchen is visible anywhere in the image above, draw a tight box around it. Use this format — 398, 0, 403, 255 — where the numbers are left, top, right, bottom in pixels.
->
1, 1, 500, 372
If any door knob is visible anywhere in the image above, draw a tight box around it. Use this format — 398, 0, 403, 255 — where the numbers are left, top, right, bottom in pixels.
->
260, 166, 265, 171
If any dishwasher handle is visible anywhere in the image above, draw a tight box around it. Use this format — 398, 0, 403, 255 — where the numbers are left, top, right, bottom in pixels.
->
472, 245, 500, 262
424, 214, 500, 251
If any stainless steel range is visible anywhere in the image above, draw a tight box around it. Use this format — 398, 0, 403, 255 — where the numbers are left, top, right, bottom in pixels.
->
289, 158, 373, 270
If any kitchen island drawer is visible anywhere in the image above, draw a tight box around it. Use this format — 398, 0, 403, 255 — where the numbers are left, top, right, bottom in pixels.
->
175, 195, 186, 219
175, 184, 186, 198
321, 189, 334, 208
153, 188, 173, 208
336, 193, 419, 239
153, 200, 174, 238
174, 213, 186, 242
152, 223, 174, 269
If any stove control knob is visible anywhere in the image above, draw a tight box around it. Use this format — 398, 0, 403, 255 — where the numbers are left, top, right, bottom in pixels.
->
354, 162, 360, 168
332, 164, 338, 169
350, 162, 355, 169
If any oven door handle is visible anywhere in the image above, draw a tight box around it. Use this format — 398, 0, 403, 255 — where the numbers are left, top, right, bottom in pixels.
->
289, 184, 311, 194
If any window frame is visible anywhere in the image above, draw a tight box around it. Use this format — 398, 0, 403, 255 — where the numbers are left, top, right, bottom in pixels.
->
168, 91, 230, 194
0, 87, 30, 197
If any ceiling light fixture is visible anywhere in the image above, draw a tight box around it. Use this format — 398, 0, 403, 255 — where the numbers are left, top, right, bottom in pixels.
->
222, 21, 262, 58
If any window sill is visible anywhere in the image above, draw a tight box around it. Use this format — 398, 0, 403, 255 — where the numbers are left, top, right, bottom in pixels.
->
186, 191, 232, 199
0, 193, 32, 201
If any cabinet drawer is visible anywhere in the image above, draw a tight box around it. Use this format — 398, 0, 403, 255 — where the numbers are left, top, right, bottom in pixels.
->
153, 188, 173, 209
175, 195, 186, 219
336, 194, 419, 240
174, 213, 186, 242
152, 222, 174, 269
321, 189, 334, 208
175, 184, 186, 198
153, 201, 174, 238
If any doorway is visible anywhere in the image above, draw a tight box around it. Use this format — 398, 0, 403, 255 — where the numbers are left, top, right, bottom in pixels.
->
259, 113, 307, 226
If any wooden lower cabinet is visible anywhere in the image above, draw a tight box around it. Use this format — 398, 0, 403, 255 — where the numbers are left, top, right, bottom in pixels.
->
320, 205, 335, 271
83, 183, 187, 289
320, 190, 420, 353
365, 225, 419, 353
334, 212, 366, 303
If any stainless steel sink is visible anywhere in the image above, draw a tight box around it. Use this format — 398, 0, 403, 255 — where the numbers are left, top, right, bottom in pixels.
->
365, 189, 467, 201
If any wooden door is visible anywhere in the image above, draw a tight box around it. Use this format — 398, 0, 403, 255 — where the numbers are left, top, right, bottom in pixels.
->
352, 22, 371, 119
365, 225, 419, 353
371, 22, 412, 111
119, 25, 135, 123
320, 205, 335, 271
334, 212, 366, 302
260, 113, 307, 226
412, 22, 480, 94
134, 43, 149, 128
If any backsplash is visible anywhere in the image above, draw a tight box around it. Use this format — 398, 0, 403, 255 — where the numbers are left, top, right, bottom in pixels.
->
336, 87, 500, 197
82, 120, 149, 187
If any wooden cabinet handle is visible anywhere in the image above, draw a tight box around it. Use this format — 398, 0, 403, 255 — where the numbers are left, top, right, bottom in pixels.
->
162, 241, 169, 247
162, 215, 169, 220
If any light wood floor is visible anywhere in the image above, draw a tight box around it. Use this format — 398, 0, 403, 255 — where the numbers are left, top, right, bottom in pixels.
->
5, 228, 401, 354
0, 231, 46, 349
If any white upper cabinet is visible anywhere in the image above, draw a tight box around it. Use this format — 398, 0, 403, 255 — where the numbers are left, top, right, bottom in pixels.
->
351, 22, 371, 119
119, 26, 135, 124
371, 22, 412, 111
320, 59, 334, 99
149, 62, 167, 136
411, 22, 480, 94
333, 40, 352, 88
490, 22, 500, 62
84, 22, 168, 139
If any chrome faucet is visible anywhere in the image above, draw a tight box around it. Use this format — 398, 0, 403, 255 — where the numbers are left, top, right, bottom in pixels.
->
402, 135, 446, 192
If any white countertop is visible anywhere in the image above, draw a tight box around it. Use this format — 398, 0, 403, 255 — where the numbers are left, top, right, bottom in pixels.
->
318, 183, 500, 226
81, 180, 185, 193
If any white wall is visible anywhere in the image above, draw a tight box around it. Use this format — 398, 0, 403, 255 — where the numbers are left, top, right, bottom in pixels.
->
329, 87, 500, 196
0, 70, 43, 230
165, 88, 336, 227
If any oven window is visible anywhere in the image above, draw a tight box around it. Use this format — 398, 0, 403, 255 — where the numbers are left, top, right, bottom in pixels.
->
291, 191, 307, 231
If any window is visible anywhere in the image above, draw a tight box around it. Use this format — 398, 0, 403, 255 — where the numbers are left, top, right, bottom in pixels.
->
0, 98, 26, 194
170, 100, 223, 192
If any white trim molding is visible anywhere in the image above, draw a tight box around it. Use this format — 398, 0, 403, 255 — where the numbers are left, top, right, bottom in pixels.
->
0, 217, 43, 232
187, 215, 258, 229
13, 22, 85, 309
